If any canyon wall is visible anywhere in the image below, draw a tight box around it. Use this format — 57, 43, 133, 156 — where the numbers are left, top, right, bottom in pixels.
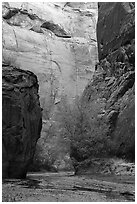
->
2, 2, 135, 173
3, 2, 98, 109
84, 2, 135, 160
2, 63, 42, 178
2, 2, 98, 171
71, 2, 135, 174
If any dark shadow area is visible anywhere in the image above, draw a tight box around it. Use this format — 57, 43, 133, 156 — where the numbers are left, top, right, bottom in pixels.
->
3, 178, 41, 189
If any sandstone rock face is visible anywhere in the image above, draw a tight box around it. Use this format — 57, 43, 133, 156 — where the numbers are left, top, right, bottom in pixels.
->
2, 2, 98, 108
2, 2, 98, 171
2, 63, 42, 178
84, 2, 135, 160
72, 2, 135, 173
97, 2, 135, 60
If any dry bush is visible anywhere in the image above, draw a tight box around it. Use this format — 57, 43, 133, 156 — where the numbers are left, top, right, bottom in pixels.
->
56, 96, 110, 164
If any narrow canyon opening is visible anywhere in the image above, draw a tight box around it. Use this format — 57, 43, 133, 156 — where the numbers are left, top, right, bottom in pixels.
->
2, 2, 135, 202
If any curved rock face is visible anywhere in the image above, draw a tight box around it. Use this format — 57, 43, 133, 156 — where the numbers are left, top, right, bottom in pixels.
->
2, 2, 98, 109
2, 63, 42, 178
2, 2, 98, 171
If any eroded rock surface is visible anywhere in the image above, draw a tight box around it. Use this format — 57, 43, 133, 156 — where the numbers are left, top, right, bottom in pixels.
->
2, 2, 98, 170
88, 2, 134, 159
2, 2, 98, 105
97, 2, 135, 60
71, 2, 135, 173
2, 63, 42, 178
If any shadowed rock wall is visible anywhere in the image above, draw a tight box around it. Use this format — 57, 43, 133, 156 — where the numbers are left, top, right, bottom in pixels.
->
97, 2, 135, 60
83, 2, 135, 161
71, 2, 135, 174
2, 63, 42, 178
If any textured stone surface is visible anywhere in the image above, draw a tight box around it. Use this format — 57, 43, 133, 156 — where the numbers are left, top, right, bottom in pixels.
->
97, 2, 135, 60
2, 2, 98, 107
83, 2, 135, 161
72, 2, 135, 173
75, 158, 135, 176
2, 63, 42, 178
2, 2, 98, 171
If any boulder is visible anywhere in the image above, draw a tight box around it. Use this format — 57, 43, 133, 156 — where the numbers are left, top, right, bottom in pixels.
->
2, 63, 42, 178
75, 158, 135, 176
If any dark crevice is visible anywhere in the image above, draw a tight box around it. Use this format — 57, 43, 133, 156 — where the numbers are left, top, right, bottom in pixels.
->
41, 22, 71, 38
2, 5, 40, 21
3, 7, 20, 20
3, 5, 72, 38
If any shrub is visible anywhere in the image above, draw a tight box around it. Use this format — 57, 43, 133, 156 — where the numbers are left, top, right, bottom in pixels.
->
56, 96, 110, 164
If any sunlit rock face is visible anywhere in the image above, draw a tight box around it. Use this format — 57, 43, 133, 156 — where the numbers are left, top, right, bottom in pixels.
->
2, 2, 98, 111
2, 63, 42, 178
2, 2, 98, 171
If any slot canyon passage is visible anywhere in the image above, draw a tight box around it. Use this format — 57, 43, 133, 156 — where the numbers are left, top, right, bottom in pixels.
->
2, 2, 135, 202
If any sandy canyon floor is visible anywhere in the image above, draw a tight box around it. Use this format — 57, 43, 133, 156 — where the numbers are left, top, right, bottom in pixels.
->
2, 171, 135, 202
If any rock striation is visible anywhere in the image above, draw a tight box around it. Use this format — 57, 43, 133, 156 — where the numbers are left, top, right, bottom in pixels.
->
2, 2, 98, 171
2, 63, 42, 178
2, 2, 98, 107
